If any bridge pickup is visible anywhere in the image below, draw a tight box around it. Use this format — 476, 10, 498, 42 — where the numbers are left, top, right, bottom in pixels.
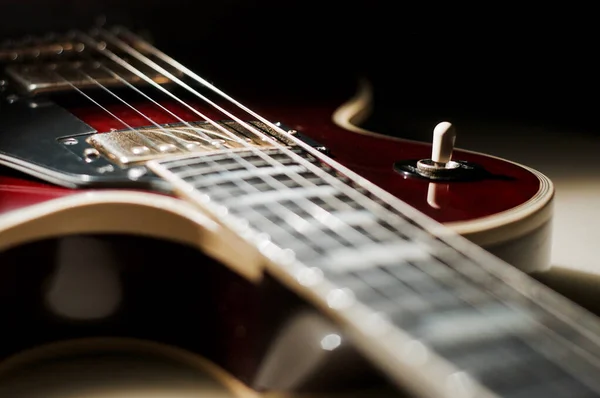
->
87, 121, 296, 166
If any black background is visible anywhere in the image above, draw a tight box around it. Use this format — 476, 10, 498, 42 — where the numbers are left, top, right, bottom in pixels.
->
2, 1, 599, 136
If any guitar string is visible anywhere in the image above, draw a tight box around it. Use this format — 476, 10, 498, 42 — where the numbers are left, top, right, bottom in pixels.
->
50, 67, 176, 153
48, 62, 328, 257
16, 30, 600, 392
55, 34, 528, 350
112, 31, 600, 377
9, 28, 600, 338
49, 31, 600, 394
48, 54, 562, 392
59, 47, 367, 250
88, 29, 423, 240
0, 29, 592, 396
95, 63, 238, 144
85, 33, 600, 374
45, 31, 600, 376
112, 26, 458, 236
93, 27, 600, 344
70, 29, 600, 336
88, 26, 600, 321
55, 60, 382, 256
65, 70, 600, 396
74, 67, 214, 150
74, 30, 413, 250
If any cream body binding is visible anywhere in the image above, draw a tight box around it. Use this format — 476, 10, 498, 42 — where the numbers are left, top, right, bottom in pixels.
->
0, 337, 396, 398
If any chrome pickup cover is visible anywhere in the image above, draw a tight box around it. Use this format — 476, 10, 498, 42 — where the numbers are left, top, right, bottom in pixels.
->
1, 34, 180, 95
87, 120, 294, 166
4, 60, 173, 95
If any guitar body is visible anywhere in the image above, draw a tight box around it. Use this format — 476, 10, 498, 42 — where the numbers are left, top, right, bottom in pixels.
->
0, 227, 398, 397
0, 80, 553, 273
6, 26, 600, 398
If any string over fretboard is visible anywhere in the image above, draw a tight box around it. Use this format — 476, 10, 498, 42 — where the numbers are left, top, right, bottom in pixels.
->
149, 145, 600, 398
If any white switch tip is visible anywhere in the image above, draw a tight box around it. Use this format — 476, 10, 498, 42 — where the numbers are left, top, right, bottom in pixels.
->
431, 121, 456, 164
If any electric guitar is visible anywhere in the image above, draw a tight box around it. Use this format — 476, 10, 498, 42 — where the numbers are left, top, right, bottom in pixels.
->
0, 25, 598, 398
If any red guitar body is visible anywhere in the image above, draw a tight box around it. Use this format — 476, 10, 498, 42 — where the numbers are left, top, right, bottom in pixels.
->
0, 82, 552, 272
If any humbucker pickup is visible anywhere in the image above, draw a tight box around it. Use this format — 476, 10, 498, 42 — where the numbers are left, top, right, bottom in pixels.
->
87, 121, 297, 166
5, 61, 174, 95
1, 34, 181, 95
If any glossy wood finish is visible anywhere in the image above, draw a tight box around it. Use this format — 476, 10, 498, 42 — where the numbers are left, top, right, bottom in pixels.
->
0, 234, 385, 395
0, 89, 540, 225
0, 235, 259, 383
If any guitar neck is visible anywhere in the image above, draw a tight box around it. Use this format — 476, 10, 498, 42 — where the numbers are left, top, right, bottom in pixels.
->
148, 141, 600, 398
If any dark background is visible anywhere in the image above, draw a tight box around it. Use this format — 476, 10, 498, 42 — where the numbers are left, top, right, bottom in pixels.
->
2, 0, 599, 138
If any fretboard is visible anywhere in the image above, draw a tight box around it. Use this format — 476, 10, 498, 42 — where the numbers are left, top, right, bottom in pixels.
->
149, 145, 600, 398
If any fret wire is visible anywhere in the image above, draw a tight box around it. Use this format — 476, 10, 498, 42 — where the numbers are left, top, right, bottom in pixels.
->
196, 147, 600, 387
98, 31, 600, 364
444, 262, 600, 361
56, 56, 373, 258
175, 151, 371, 250
216, 151, 407, 249
74, 57, 346, 258
404, 235, 600, 378
108, 27, 600, 394
63, 47, 379, 255
170, 151, 489, 308
172, 157, 454, 304
83, 31, 391, 247
182, 151, 378, 251
155, 155, 600, 397
93, 29, 420, 245
190, 165, 307, 188
341, 263, 600, 394
111, 27, 452, 244
158, 150, 251, 173
217, 148, 417, 246
163, 146, 447, 268
429, 243, 600, 355
110, 28, 600, 350
188, 173, 326, 258
411, 257, 600, 379
181, 158, 348, 257
86, 34, 404, 250
42, 31, 600, 398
